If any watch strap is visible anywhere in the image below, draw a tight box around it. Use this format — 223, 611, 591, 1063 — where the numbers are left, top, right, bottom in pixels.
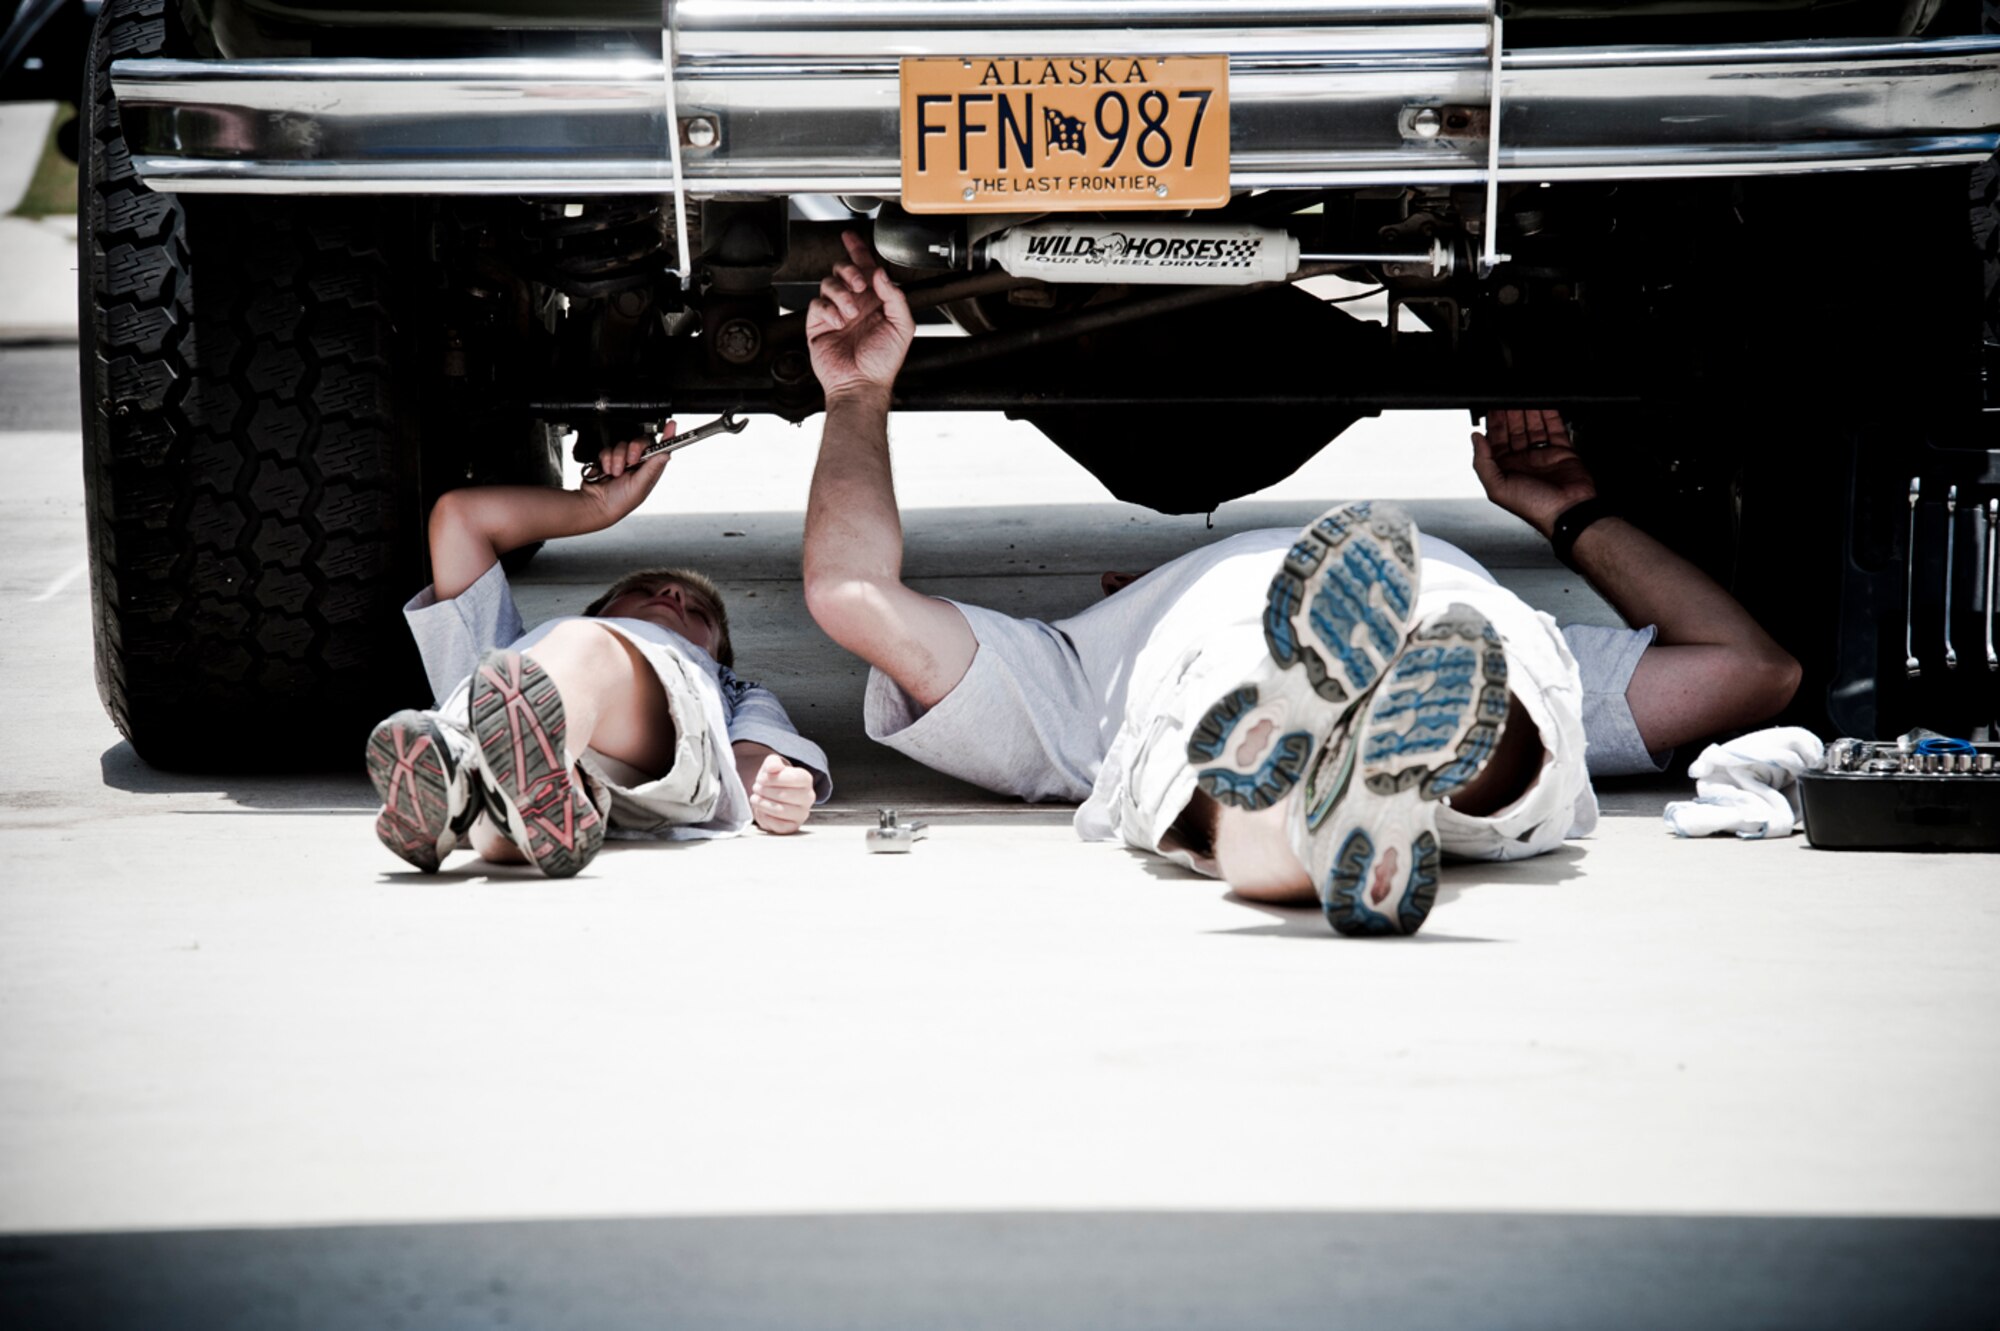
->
1550, 498, 1617, 572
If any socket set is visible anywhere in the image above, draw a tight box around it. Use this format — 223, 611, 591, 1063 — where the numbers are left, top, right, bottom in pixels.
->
1799, 739, 2000, 851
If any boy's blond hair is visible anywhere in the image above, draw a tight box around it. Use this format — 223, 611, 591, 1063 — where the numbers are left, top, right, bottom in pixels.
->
583, 566, 734, 667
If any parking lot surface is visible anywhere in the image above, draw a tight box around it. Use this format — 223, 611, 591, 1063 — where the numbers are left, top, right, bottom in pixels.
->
2, 342, 1995, 1327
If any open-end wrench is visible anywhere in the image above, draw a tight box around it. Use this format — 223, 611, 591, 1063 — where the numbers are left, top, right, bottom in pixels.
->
1944, 484, 1959, 670
581, 412, 748, 483
1905, 477, 1921, 677
1986, 498, 1997, 672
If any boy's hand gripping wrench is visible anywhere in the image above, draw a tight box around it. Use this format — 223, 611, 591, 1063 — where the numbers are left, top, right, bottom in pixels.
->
581, 412, 748, 483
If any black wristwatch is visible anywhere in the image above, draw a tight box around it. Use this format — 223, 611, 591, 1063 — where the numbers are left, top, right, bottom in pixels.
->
1549, 498, 1617, 572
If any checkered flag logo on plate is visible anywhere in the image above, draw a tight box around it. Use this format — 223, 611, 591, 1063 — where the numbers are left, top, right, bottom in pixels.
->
1044, 108, 1087, 155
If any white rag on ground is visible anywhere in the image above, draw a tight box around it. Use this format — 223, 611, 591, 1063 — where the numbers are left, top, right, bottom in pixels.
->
1662, 727, 1825, 840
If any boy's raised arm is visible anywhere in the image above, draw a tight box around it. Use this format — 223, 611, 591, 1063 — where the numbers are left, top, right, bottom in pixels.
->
427, 433, 673, 600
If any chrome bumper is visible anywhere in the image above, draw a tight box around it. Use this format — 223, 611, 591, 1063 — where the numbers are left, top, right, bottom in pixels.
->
110, 1, 2000, 197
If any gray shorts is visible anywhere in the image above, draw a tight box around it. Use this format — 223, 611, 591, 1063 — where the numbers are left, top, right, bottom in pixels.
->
1561, 622, 1671, 777
864, 601, 1103, 804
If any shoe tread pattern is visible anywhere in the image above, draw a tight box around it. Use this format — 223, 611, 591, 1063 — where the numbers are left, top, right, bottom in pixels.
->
1324, 828, 1442, 936
1317, 604, 1504, 938
1193, 502, 1419, 812
1361, 611, 1508, 801
366, 710, 451, 873
470, 652, 603, 879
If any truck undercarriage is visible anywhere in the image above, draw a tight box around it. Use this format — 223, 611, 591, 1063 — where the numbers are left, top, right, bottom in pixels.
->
78, 0, 2000, 767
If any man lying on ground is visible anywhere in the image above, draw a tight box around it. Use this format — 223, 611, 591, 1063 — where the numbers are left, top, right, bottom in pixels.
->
799, 233, 1797, 935
365, 431, 829, 877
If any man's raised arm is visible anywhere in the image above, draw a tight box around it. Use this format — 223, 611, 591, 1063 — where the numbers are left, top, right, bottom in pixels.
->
1472, 409, 1801, 753
801, 231, 978, 707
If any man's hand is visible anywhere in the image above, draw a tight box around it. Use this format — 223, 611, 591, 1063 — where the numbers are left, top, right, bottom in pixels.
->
806, 230, 915, 407
746, 753, 815, 835
581, 423, 675, 530
1474, 408, 1802, 752
1470, 409, 1599, 539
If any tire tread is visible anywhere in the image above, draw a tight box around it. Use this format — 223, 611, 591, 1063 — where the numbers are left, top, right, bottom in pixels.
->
81, 0, 422, 769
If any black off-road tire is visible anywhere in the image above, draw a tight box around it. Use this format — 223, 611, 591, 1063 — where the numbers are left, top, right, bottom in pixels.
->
80, 0, 427, 770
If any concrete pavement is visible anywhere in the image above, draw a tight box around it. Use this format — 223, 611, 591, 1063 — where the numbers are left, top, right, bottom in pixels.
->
0, 101, 78, 343
0, 212, 78, 341
1, 340, 1995, 1327
0, 102, 58, 208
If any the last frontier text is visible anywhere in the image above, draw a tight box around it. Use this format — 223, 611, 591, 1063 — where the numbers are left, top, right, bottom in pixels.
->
914, 89, 1214, 175
969, 174, 1163, 196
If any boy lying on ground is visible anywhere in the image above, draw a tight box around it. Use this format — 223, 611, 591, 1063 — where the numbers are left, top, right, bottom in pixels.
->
366, 430, 829, 877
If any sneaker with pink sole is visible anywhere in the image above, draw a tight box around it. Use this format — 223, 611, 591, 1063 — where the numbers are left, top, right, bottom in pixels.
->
468, 649, 606, 878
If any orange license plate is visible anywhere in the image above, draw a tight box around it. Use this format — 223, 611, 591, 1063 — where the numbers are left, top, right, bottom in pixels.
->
900, 55, 1229, 213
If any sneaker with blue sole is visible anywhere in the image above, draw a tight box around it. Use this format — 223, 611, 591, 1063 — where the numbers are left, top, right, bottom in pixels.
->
1186, 500, 1510, 936
1186, 500, 1422, 816
1306, 603, 1510, 936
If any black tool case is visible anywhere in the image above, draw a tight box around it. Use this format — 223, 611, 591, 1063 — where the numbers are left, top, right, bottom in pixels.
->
1800, 742, 2000, 851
